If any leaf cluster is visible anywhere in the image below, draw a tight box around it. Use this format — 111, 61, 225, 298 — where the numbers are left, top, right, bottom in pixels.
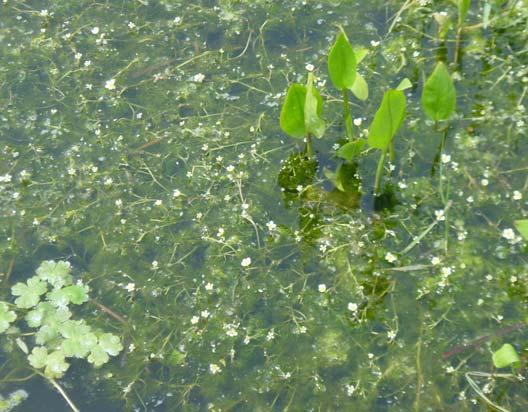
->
0, 260, 123, 378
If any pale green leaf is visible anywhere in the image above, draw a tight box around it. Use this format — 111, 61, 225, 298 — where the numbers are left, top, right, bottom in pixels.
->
29, 347, 69, 378
336, 140, 366, 162
514, 220, 528, 240
396, 78, 412, 91
11, 278, 47, 309
88, 345, 109, 367
0, 303, 17, 334
47, 284, 89, 307
280, 84, 307, 138
368, 90, 406, 150
36, 260, 73, 289
60, 321, 97, 358
492, 344, 520, 368
354, 47, 368, 64
350, 73, 369, 101
422, 62, 456, 121
304, 73, 326, 138
458, 0, 471, 25
28, 346, 48, 369
328, 31, 356, 90
97, 333, 123, 357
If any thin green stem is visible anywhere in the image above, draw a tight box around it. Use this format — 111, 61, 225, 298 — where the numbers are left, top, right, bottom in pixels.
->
342, 89, 353, 138
374, 149, 387, 195
305, 133, 314, 158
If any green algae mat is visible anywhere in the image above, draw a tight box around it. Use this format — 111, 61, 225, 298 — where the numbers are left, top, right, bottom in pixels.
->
1, 0, 528, 411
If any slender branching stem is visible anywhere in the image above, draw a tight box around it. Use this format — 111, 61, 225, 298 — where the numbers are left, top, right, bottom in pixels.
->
374, 148, 387, 195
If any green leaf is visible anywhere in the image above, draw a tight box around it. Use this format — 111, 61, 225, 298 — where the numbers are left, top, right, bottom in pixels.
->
492, 344, 520, 368
328, 31, 356, 90
87, 333, 123, 367
47, 284, 89, 307
33, 304, 71, 345
350, 73, 369, 101
59, 320, 97, 358
336, 140, 366, 162
304, 73, 326, 138
36, 260, 73, 289
422, 62, 456, 121
0, 302, 16, 333
458, 0, 471, 25
368, 90, 406, 150
29, 347, 69, 378
514, 220, 528, 240
354, 47, 368, 64
11, 278, 48, 309
26, 302, 70, 329
396, 78, 412, 91
87, 345, 109, 367
280, 84, 307, 138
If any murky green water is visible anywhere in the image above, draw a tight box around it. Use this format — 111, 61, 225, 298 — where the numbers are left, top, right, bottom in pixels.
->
1, 0, 528, 411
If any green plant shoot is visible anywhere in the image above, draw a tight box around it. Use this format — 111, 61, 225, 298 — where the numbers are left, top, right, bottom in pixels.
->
368, 89, 406, 194
457, 0, 471, 26
280, 74, 324, 157
514, 219, 528, 240
422, 62, 456, 122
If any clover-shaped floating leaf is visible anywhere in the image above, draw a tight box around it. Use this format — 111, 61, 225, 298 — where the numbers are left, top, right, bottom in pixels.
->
26, 302, 71, 329
11, 278, 48, 309
0, 302, 16, 333
36, 260, 73, 289
87, 333, 123, 367
47, 284, 89, 308
59, 320, 97, 358
28, 347, 69, 378
34, 304, 71, 345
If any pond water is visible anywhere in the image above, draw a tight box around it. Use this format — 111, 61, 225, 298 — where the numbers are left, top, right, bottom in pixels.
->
1, 0, 528, 411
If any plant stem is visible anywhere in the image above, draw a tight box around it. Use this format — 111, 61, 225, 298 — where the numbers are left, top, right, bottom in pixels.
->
35, 372, 80, 412
374, 149, 387, 196
342, 89, 353, 138
454, 26, 462, 65
305, 133, 314, 158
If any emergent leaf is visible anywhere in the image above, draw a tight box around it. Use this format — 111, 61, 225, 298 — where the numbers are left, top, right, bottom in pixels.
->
422, 62, 456, 121
350, 73, 369, 101
368, 90, 406, 150
280, 84, 307, 138
11, 278, 47, 309
514, 219, 528, 240
336, 140, 366, 162
304, 73, 326, 138
492, 343, 520, 368
328, 31, 356, 90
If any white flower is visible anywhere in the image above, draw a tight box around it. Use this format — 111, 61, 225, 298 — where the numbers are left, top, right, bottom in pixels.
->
104, 79, 116, 90
318, 284, 327, 293
431, 256, 441, 265
205, 282, 214, 291
127, 21, 136, 29
502, 228, 516, 240
192, 73, 205, 83
441, 154, 451, 164
481, 178, 489, 187
387, 330, 397, 340
0, 174, 12, 183
441, 267, 452, 277
435, 209, 445, 221
305, 63, 314, 72
241, 257, 251, 267
201, 310, 210, 318
513, 190, 522, 200
348, 302, 358, 312
190, 316, 199, 325
266, 329, 275, 341
125, 283, 135, 292
91, 27, 100, 35
154, 199, 162, 206
209, 363, 221, 374
151, 260, 159, 270
266, 221, 277, 231
353, 118, 363, 126
385, 252, 397, 263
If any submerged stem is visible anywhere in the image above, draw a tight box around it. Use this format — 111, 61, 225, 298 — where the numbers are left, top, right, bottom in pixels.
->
374, 149, 387, 196
305, 133, 314, 158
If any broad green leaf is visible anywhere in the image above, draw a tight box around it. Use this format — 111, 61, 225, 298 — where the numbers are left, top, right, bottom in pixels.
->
60, 321, 97, 358
458, 0, 471, 25
328, 31, 356, 90
354, 47, 368, 64
26, 302, 70, 329
514, 219, 528, 240
492, 343, 520, 368
47, 284, 89, 307
36, 260, 73, 289
88, 345, 109, 367
28, 346, 48, 369
336, 140, 366, 162
34, 305, 71, 345
11, 278, 47, 309
422, 62, 456, 121
368, 90, 406, 150
304, 73, 326, 138
396, 78, 412, 91
97, 333, 123, 356
0, 302, 16, 333
280, 84, 307, 138
350, 73, 369, 101
29, 348, 71, 379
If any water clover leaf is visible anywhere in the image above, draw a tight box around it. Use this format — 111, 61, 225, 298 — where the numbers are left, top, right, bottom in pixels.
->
47, 284, 89, 307
0, 302, 16, 333
368, 89, 406, 150
36, 260, 73, 289
514, 220, 528, 240
59, 320, 97, 358
280, 84, 307, 138
28, 347, 69, 378
88, 333, 123, 367
421, 62, 456, 121
11, 278, 48, 309
492, 343, 520, 368
34, 305, 71, 345
328, 30, 356, 90
304, 73, 326, 138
